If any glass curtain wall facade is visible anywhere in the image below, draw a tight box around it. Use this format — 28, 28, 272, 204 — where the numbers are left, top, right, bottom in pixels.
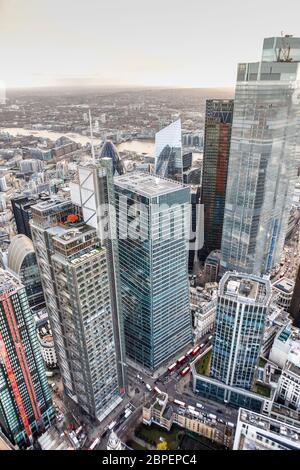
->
114, 173, 192, 370
201, 99, 234, 255
210, 272, 272, 390
155, 119, 183, 182
99, 140, 125, 175
0, 270, 54, 447
221, 37, 300, 275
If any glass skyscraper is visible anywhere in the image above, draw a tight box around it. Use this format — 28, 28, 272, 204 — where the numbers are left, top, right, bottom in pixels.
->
114, 172, 192, 370
221, 36, 300, 275
0, 270, 54, 447
99, 140, 125, 175
155, 119, 183, 182
201, 99, 234, 256
210, 272, 272, 390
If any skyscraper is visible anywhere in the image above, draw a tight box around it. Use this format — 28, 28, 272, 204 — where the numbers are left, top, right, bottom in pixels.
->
0, 270, 54, 446
30, 196, 125, 420
114, 172, 192, 370
210, 272, 272, 390
11, 196, 35, 239
70, 158, 127, 393
7, 234, 45, 310
99, 140, 125, 175
201, 99, 234, 256
221, 36, 300, 275
155, 119, 183, 182
50, 224, 122, 420
11, 194, 51, 239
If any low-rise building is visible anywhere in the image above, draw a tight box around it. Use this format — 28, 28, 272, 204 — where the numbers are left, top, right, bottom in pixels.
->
38, 427, 76, 450
273, 278, 294, 310
276, 347, 300, 411
37, 321, 57, 368
143, 391, 234, 448
269, 327, 297, 368
190, 286, 217, 341
261, 305, 293, 357
233, 408, 300, 450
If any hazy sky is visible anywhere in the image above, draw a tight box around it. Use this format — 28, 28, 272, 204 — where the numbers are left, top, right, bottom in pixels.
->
1, 0, 300, 89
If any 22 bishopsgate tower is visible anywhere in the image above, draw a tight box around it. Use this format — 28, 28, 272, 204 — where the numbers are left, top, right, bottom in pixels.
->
221, 36, 300, 275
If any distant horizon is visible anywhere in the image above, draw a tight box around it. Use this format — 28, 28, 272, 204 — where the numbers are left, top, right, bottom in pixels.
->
4, 83, 235, 100
1, 0, 299, 90
5, 83, 235, 91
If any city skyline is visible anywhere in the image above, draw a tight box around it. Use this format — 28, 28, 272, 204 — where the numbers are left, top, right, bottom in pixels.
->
2, 15, 300, 452
1, 0, 300, 89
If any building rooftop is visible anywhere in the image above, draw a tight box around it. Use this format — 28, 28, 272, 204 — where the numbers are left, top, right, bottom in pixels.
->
114, 172, 187, 198
278, 327, 291, 343
38, 427, 76, 450
0, 269, 22, 298
287, 347, 300, 370
220, 272, 272, 305
238, 408, 300, 445
0, 431, 16, 450
31, 197, 72, 216
273, 278, 294, 294
51, 224, 95, 246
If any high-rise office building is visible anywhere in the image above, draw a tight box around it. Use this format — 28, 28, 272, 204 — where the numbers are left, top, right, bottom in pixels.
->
201, 99, 234, 255
155, 119, 183, 182
210, 272, 272, 390
11, 195, 50, 239
11, 196, 35, 239
51, 224, 122, 420
70, 158, 127, 393
30, 196, 125, 420
0, 270, 54, 446
114, 172, 192, 370
221, 36, 300, 275
7, 234, 45, 310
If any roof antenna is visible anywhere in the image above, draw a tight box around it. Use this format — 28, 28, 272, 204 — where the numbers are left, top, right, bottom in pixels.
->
88, 108, 96, 162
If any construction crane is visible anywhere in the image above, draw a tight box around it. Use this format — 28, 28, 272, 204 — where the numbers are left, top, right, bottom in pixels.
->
277, 32, 293, 62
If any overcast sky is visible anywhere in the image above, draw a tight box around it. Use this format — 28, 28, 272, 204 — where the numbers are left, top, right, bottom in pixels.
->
1, 0, 300, 89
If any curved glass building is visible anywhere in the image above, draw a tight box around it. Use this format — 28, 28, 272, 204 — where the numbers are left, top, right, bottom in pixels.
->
155, 119, 183, 182
99, 140, 125, 175
7, 234, 45, 309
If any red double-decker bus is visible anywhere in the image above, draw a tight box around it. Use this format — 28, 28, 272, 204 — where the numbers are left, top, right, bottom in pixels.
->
180, 366, 190, 377
191, 346, 200, 356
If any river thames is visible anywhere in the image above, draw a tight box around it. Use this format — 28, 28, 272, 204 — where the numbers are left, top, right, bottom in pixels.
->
0, 127, 155, 155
